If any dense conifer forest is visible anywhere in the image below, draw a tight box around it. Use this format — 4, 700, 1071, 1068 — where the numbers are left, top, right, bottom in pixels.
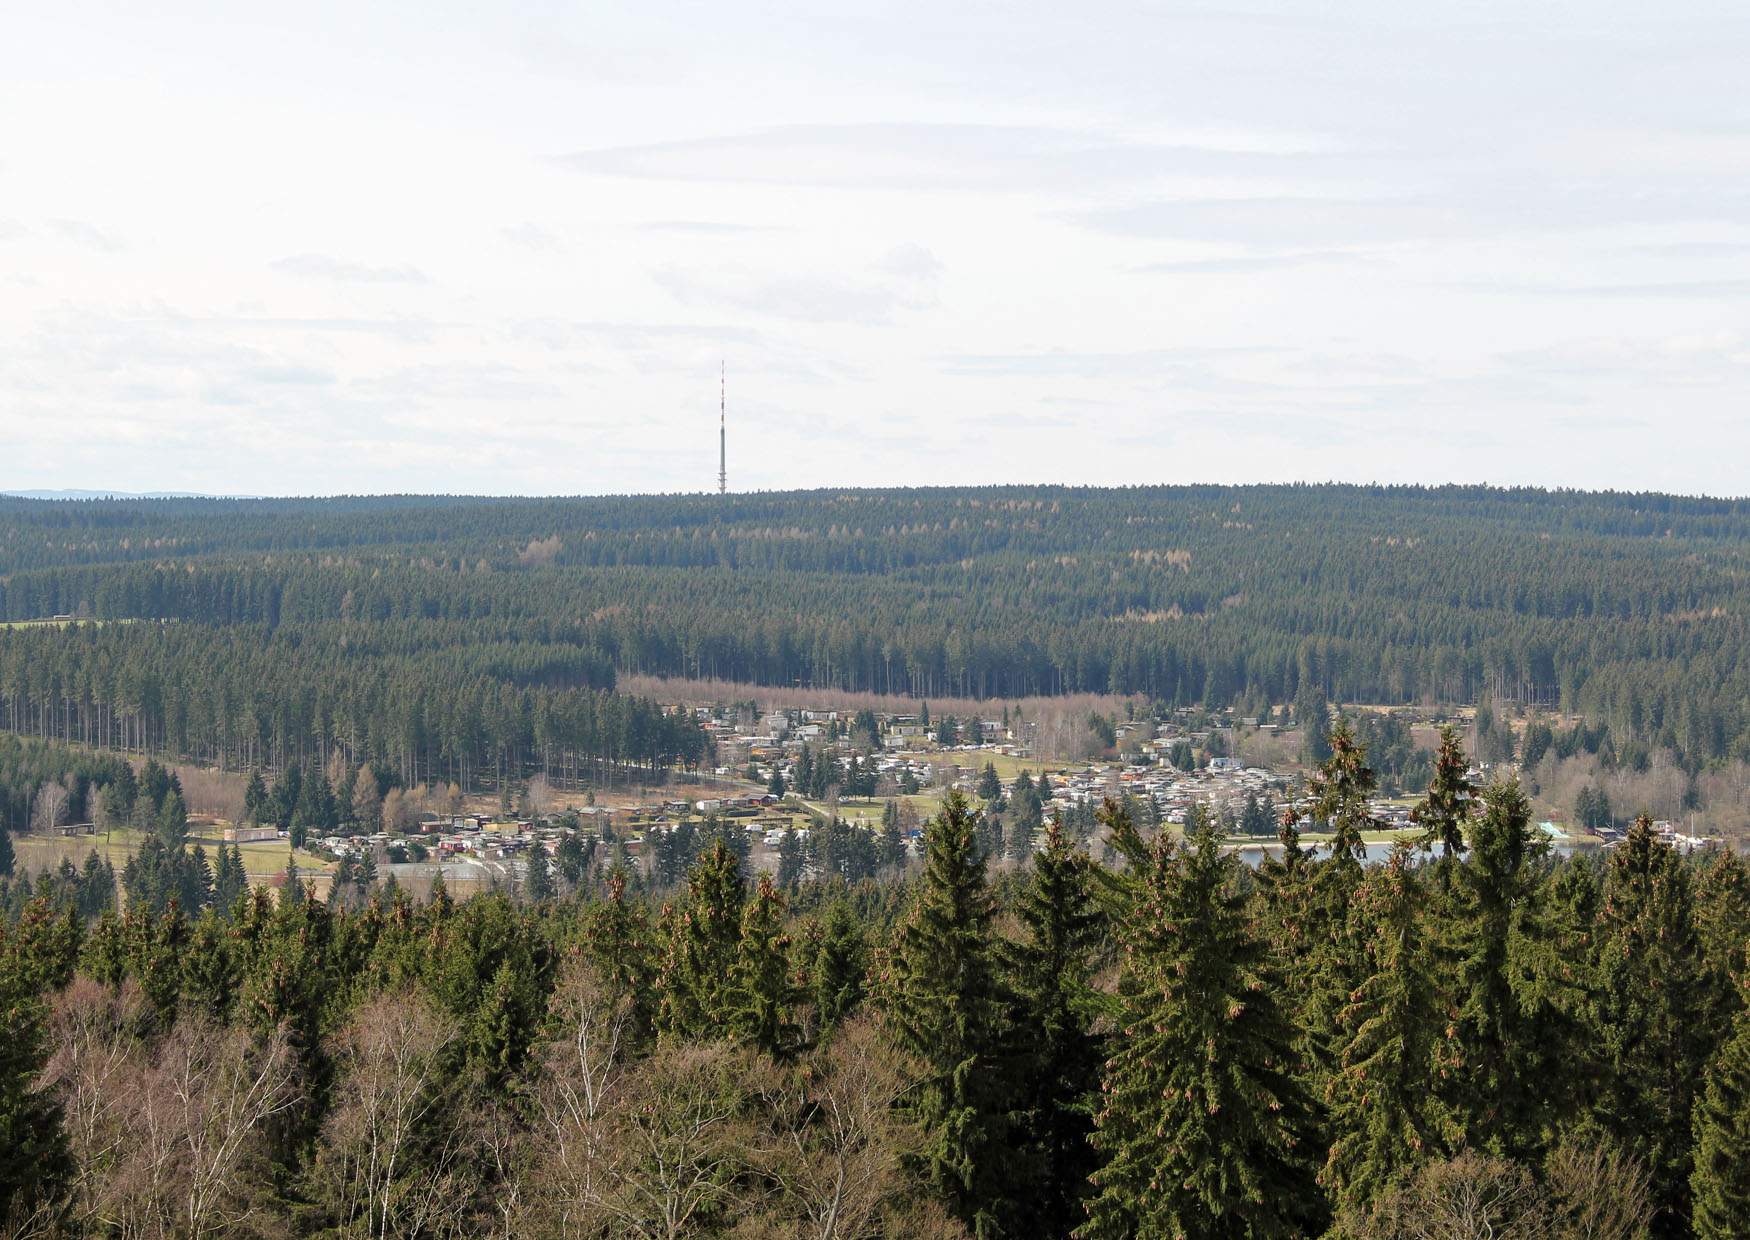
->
4, 485, 1750, 775
2, 725, 1747, 1238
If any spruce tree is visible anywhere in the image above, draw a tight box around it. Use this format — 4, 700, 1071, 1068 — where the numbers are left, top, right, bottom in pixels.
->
182, 909, 240, 1020
811, 899, 867, 1031
978, 762, 1003, 803
1310, 719, 1376, 868
878, 799, 907, 871
0, 821, 13, 879
1692, 985, 1750, 1239
730, 874, 798, 1057
1694, 847, 1750, 1049
588, 866, 654, 1036
1080, 818, 1321, 1240
659, 839, 746, 1036
0, 919, 69, 1226
1595, 815, 1708, 1235
777, 826, 804, 891
243, 768, 268, 824
1004, 819, 1106, 1237
1412, 724, 1473, 869
881, 790, 1021, 1238
1299, 722, 1378, 1107
1320, 844, 1449, 1228
1440, 777, 1546, 1160
525, 844, 554, 903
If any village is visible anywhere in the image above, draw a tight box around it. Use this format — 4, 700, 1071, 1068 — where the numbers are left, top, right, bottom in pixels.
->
274, 699, 1698, 896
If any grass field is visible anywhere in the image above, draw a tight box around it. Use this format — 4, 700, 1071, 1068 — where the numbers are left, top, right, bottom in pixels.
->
12, 825, 331, 882
802, 792, 943, 827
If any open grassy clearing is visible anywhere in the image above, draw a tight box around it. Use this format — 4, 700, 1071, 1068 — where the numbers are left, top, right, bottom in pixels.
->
12, 825, 331, 881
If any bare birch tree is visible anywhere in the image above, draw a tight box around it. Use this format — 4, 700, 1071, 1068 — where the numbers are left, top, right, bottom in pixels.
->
49, 1005, 298, 1240
314, 992, 468, 1240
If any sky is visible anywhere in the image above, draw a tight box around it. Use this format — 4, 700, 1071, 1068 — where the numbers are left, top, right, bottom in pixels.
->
4, 0, 1750, 497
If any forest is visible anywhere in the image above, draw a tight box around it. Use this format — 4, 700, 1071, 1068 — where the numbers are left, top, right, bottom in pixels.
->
4, 485, 1750, 781
3, 724, 1749, 1238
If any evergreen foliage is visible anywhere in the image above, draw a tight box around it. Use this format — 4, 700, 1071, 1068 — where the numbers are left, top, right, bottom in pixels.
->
1080, 817, 1321, 1240
882, 790, 1022, 1238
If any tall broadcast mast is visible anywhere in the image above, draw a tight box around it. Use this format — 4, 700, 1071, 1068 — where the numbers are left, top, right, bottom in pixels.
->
718, 361, 727, 495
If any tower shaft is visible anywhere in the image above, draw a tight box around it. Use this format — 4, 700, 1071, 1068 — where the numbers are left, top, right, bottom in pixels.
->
718, 361, 727, 494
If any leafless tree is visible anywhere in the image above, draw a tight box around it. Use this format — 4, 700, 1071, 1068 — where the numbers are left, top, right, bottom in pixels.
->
526, 774, 555, 817
54, 1010, 300, 1240
1367, 1152, 1554, 1240
528, 1037, 754, 1240
750, 1016, 942, 1240
314, 992, 468, 1240
1544, 1136, 1654, 1240
353, 765, 383, 832
39, 980, 150, 1229
381, 788, 414, 835
524, 958, 635, 1236
174, 764, 247, 825
518, 535, 564, 567
31, 779, 70, 833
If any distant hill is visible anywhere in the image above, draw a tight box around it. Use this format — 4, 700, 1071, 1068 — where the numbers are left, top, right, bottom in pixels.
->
2, 489, 234, 500
0, 483, 1748, 767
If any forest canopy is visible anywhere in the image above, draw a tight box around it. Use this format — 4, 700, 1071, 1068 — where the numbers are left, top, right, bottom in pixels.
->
2, 484, 1748, 767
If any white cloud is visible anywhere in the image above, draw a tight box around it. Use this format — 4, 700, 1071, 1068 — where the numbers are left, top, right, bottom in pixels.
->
501, 222, 566, 252
48, 219, 125, 252
271, 253, 428, 284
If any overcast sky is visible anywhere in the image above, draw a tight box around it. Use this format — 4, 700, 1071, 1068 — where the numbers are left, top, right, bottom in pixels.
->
5, 1, 1750, 497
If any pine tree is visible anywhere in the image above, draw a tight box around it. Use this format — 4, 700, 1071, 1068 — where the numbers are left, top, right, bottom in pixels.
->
767, 766, 786, 798
881, 790, 1021, 1238
1692, 985, 1750, 1239
1320, 844, 1449, 1228
1080, 817, 1321, 1240
730, 874, 798, 1057
0, 820, 13, 879
1595, 815, 1709, 1235
1004, 820, 1106, 1237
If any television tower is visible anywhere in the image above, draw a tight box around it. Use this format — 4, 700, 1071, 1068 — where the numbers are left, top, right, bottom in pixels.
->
718, 360, 727, 495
